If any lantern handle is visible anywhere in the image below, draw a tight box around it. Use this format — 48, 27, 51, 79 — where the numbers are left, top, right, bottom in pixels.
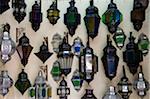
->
111, 0, 113, 3
90, 0, 93, 6
123, 65, 126, 77
87, 35, 90, 46
139, 65, 143, 73
107, 34, 111, 44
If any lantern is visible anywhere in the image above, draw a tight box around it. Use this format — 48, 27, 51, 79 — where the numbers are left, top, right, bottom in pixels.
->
15, 69, 31, 95
131, 0, 149, 31
0, 70, 13, 96
64, 0, 81, 36
57, 77, 70, 99
47, 0, 60, 25
29, 0, 42, 32
81, 89, 97, 99
84, 0, 101, 39
123, 32, 143, 75
133, 66, 149, 98
117, 66, 132, 99
102, 0, 123, 34
57, 33, 74, 76
101, 35, 119, 80
12, 0, 26, 23
16, 33, 33, 66
0, 23, 16, 63
0, 0, 10, 14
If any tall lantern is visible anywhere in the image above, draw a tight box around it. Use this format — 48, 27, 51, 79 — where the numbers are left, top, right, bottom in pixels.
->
81, 89, 97, 99
0, 0, 10, 14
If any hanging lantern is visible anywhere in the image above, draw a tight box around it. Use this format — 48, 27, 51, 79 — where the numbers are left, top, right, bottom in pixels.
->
138, 33, 149, 56
81, 89, 97, 99
113, 27, 126, 50
57, 33, 74, 76
133, 66, 149, 98
0, 70, 13, 96
101, 35, 119, 80
15, 69, 31, 95
117, 66, 132, 99
29, 71, 52, 99
16, 33, 33, 66
84, 0, 101, 39
64, 0, 81, 36
0, 23, 16, 63
12, 0, 26, 23
123, 32, 143, 75
102, 0, 123, 34
57, 77, 70, 99
102, 86, 122, 99
0, 0, 10, 14
29, 0, 42, 32
131, 0, 149, 31
47, 0, 60, 25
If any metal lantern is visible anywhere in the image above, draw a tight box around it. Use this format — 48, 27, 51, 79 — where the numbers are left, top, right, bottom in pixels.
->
102, 86, 122, 99
57, 77, 70, 99
117, 66, 132, 99
12, 0, 26, 23
133, 66, 149, 98
0, 70, 13, 96
102, 0, 123, 34
0, 0, 10, 14
81, 89, 97, 99
15, 69, 31, 95
123, 32, 143, 75
84, 0, 101, 39
64, 0, 81, 36
57, 33, 74, 76
131, 0, 149, 31
101, 35, 119, 80
16, 33, 33, 66
0, 23, 16, 63
29, 0, 42, 32
47, 0, 60, 25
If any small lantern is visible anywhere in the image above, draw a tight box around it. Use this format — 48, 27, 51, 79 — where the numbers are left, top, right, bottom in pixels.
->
0, 0, 10, 14
81, 89, 97, 99
101, 35, 119, 80
47, 0, 60, 25
113, 27, 126, 50
102, 0, 123, 34
29, 0, 42, 32
84, 0, 101, 39
102, 86, 122, 99
0, 23, 16, 63
123, 32, 143, 75
57, 33, 74, 76
64, 0, 81, 36
15, 69, 31, 95
0, 70, 13, 96
16, 33, 33, 66
12, 0, 26, 23
117, 66, 132, 99
133, 66, 149, 98
57, 77, 70, 99
138, 33, 149, 56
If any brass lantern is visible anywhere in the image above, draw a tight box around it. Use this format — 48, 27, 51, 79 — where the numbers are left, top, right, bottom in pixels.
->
0, 0, 10, 14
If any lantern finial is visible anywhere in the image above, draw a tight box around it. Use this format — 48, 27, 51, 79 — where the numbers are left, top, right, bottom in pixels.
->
90, 0, 93, 6
111, 0, 113, 3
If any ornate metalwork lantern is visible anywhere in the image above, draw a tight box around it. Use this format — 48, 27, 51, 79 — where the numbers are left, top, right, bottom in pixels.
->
0, 70, 13, 96
84, 0, 101, 39
64, 0, 81, 36
131, 0, 149, 31
117, 66, 132, 99
29, 0, 42, 32
123, 32, 143, 75
81, 89, 97, 99
47, 0, 60, 25
16, 33, 33, 66
57, 77, 70, 99
0, 0, 10, 14
102, 0, 123, 34
0, 23, 16, 63
101, 35, 119, 80
12, 0, 26, 23
133, 66, 149, 98
15, 69, 31, 95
